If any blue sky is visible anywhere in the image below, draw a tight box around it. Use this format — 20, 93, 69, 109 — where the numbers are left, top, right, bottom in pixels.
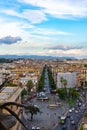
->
0, 0, 87, 58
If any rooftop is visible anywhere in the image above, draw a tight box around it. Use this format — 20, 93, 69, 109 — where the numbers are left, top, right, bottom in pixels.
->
0, 87, 22, 103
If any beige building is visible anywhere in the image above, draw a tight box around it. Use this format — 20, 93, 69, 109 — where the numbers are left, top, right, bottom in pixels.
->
0, 86, 23, 130
76, 68, 87, 87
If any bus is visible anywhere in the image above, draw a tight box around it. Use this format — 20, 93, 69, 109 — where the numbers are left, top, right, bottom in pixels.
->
60, 116, 66, 124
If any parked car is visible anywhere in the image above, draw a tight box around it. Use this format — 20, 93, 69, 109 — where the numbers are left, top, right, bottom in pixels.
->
72, 107, 75, 111
75, 110, 78, 113
62, 124, 66, 130
69, 109, 72, 113
31, 126, 35, 130
36, 127, 40, 130
31, 126, 40, 130
71, 120, 75, 125
78, 102, 81, 106
70, 116, 74, 121
67, 113, 70, 118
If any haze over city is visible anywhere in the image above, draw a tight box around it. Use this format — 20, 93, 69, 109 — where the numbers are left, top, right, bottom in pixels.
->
0, 0, 87, 58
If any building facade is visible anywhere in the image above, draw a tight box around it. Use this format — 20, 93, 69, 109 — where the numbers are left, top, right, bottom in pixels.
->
57, 72, 77, 88
0, 86, 23, 130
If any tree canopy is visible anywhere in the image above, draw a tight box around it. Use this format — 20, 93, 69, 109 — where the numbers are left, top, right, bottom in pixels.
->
27, 80, 34, 92
38, 67, 45, 92
48, 67, 56, 90
25, 105, 40, 121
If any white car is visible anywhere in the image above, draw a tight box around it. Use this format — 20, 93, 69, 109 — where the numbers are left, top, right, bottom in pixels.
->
71, 120, 75, 125
31, 126, 36, 130
78, 102, 81, 106
72, 107, 75, 111
75, 110, 78, 113
36, 127, 40, 130
69, 109, 72, 113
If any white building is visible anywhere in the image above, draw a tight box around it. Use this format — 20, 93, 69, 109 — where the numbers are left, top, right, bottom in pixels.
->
0, 68, 11, 74
57, 72, 77, 88
19, 76, 38, 86
19, 75, 38, 92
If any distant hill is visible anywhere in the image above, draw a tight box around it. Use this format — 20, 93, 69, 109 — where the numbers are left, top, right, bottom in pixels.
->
0, 55, 76, 60
0, 58, 13, 63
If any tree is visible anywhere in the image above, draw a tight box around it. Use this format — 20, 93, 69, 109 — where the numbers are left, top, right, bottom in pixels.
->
69, 88, 79, 99
80, 81, 84, 87
27, 80, 34, 92
19, 82, 23, 88
5, 81, 17, 87
84, 113, 87, 117
21, 88, 27, 97
25, 105, 40, 121
38, 67, 45, 92
48, 67, 56, 90
60, 77, 64, 88
57, 88, 67, 100
80, 78, 85, 88
0, 102, 40, 130
60, 77, 67, 89
84, 64, 87, 67
63, 79, 67, 89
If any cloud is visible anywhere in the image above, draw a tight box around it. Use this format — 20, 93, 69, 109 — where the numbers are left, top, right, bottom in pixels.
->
2, 0, 87, 24
1, 9, 47, 24
18, 0, 87, 19
0, 39, 86, 58
0, 36, 22, 44
31, 28, 70, 36
46, 45, 82, 50
22, 9, 47, 24
44, 44, 86, 57
45, 49, 84, 57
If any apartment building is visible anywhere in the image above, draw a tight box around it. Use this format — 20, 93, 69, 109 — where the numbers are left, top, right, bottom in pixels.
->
57, 72, 77, 88
19, 74, 38, 92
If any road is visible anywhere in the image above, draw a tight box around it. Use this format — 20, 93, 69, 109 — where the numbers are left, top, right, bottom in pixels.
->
44, 67, 50, 94
22, 66, 69, 130
22, 67, 87, 130
54, 90, 86, 130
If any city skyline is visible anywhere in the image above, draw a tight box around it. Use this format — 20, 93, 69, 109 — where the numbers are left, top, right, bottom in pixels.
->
0, 0, 87, 58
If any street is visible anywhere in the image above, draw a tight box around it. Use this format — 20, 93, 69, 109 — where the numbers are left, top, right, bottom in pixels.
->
22, 67, 86, 130
22, 66, 69, 130
54, 91, 86, 130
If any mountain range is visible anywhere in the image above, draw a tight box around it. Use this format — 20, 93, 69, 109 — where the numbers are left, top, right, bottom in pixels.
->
0, 55, 77, 60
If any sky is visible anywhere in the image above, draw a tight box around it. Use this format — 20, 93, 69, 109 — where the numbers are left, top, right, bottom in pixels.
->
0, 0, 87, 58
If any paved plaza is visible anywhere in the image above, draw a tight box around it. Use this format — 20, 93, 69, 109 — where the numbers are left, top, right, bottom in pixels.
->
24, 95, 69, 130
